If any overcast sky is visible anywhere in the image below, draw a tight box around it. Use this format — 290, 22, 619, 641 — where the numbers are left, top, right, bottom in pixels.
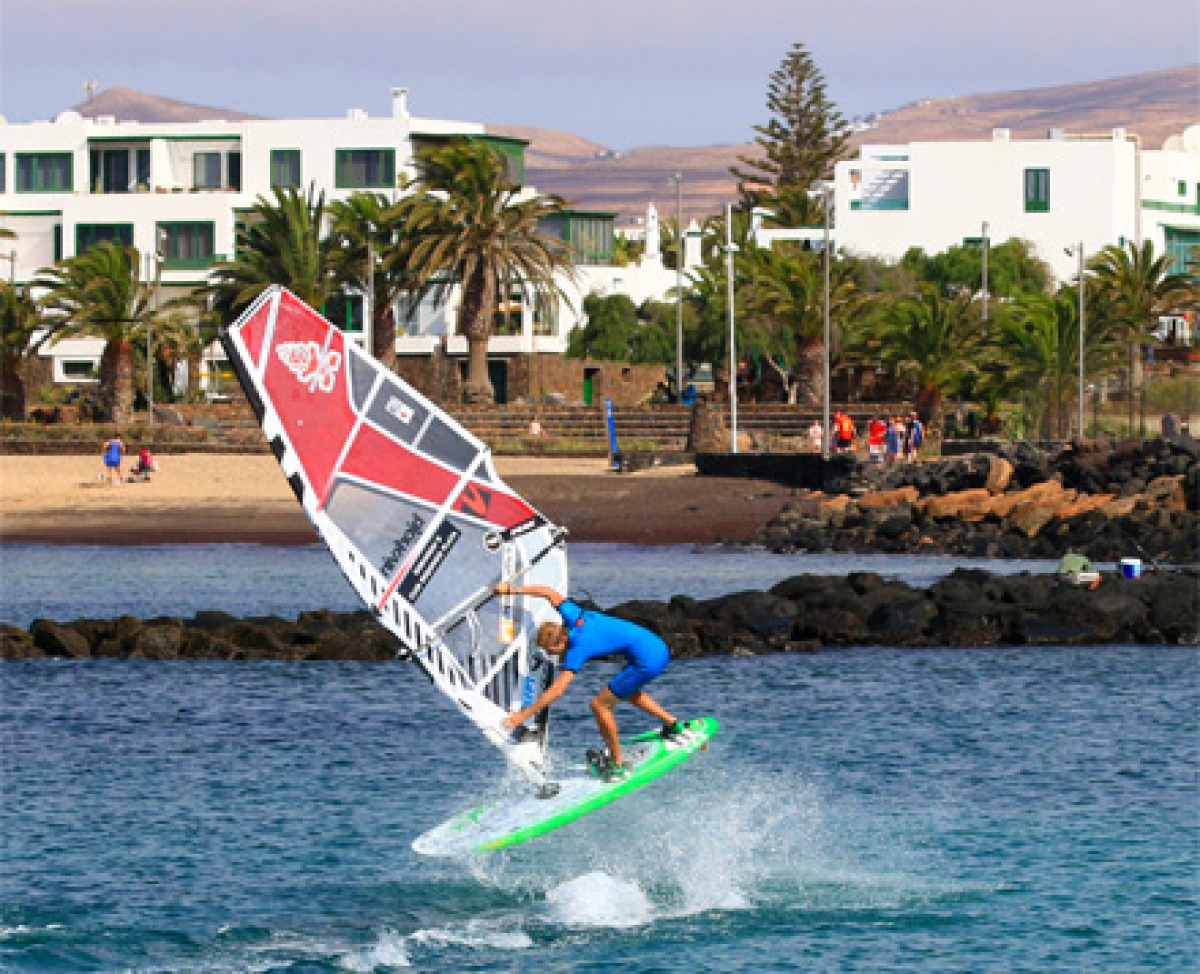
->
1, 0, 1195, 147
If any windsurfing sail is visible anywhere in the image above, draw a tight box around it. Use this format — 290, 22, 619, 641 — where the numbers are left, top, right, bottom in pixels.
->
219, 286, 567, 783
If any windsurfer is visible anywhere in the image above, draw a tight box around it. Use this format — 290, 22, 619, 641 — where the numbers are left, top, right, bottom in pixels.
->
495, 582, 687, 781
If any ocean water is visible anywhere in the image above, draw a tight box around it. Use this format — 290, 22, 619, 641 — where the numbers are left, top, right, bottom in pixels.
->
0, 542, 1063, 629
1, 545, 1196, 971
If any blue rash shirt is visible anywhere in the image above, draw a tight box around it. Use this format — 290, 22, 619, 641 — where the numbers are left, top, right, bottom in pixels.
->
556, 599, 669, 698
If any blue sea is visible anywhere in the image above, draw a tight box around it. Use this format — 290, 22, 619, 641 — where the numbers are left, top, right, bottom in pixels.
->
1, 544, 1197, 971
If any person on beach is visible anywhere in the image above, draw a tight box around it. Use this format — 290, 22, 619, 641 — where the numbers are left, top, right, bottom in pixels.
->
808, 419, 823, 453
101, 434, 124, 486
528, 414, 544, 437
494, 581, 688, 782
835, 411, 856, 454
885, 418, 904, 464
131, 447, 157, 481
905, 412, 925, 461
868, 415, 887, 463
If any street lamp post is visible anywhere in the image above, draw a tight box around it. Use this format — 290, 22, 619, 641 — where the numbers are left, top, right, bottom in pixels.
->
1077, 243, 1085, 439
365, 223, 375, 357
807, 182, 833, 457
146, 230, 166, 424
1065, 242, 1085, 438
981, 221, 990, 324
669, 173, 684, 403
725, 203, 739, 453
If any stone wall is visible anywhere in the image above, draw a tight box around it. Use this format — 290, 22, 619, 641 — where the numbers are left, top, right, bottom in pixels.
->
397, 351, 663, 406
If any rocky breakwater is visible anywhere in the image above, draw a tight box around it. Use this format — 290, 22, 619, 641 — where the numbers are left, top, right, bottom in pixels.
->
759, 437, 1199, 562
4, 569, 1196, 659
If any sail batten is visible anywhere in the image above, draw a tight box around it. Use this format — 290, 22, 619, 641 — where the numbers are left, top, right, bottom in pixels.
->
221, 286, 566, 783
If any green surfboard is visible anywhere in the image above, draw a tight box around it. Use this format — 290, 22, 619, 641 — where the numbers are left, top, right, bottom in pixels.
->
412, 717, 718, 856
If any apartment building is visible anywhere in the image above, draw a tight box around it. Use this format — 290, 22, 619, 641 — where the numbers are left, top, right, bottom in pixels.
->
1, 89, 684, 399
830, 126, 1200, 283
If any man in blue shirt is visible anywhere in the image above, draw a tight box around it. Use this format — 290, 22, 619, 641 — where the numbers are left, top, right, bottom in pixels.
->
495, 581, 686, 781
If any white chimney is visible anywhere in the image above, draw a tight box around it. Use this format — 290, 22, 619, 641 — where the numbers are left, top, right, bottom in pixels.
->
392, 87, 409, 118
992, 128, 1011, 142
348, 108, 368, 121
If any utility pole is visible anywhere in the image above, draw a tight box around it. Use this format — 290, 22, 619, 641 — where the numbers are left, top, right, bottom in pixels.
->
725, 203, 739, 453
669, 173, 684, 403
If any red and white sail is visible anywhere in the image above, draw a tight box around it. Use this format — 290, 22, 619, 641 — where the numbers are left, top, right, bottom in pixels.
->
221, 286, 566, 782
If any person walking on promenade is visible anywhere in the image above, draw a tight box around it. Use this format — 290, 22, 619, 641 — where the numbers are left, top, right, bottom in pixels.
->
101, 434, 124, 486
884, 417, 904, 465
868, 415, 887, 463
808, 419, 823, 453
905, 412, 925, 462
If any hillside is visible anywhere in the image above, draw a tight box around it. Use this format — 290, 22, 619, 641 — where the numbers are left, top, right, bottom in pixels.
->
64, 66, 1198, 222
490, 64, 1199, 221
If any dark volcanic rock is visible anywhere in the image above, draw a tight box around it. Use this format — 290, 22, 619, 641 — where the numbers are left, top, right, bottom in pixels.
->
3, 568, 1196, 660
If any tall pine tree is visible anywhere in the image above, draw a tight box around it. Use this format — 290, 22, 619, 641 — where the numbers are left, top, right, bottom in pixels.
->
732, 44, 849, 226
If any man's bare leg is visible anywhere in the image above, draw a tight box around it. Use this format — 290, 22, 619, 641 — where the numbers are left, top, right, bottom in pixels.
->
589, 688, 624, 765
625, 689, 676, 727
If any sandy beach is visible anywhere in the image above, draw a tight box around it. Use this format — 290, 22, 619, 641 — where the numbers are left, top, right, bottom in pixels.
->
0, 453, 796, 546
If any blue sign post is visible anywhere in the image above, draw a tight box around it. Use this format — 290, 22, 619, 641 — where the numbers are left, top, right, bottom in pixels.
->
604, 397, 620, 471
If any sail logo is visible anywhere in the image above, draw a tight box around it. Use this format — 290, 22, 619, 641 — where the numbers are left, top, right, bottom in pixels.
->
385, 396, 414, 424
276, 341, 341, 393
455, 484, 493, 519
381, 513, 426, 578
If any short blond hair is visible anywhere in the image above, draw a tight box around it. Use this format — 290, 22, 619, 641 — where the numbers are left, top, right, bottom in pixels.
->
536, 621, 566, 650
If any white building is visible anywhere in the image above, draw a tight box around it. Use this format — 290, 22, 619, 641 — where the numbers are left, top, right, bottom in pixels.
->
828, 126, 1200, 284
0, 89, 686, 395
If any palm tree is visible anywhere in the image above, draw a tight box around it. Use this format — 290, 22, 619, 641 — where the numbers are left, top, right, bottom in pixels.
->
402, 141, 574, 403
1089, 240, 1197, 431
848, 286, 977, 422
743, 244, 868, 406
34, 242, 159, 423
328, 190, 412, 369
0, 282, 54, 420
204, 184, 340, 326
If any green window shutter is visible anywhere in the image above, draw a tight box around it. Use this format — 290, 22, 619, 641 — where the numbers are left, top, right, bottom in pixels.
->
0, 153, 5, 193
227, 151, 242, 191
1024, 168, 1050, 213
335, 149, 395, 189
271, 150, 302, 188
157, 221, 218, 268
16, 153, 73, 193
75, 223, 134, 254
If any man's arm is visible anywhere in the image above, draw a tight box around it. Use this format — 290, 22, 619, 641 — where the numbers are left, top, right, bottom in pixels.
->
501, 669, 575, 729
495, 582, 565, 607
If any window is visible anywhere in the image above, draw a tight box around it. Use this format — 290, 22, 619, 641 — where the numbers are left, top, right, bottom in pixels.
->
136, 149, 151, 188
271, 150, 302, 188
324, 293, 363, 334
60, 360, 98, 382
158, 221, 217, 268
16, 152, 72, 192
0, 153, 6, 193
193, 152, 222, 189
1024, 168, 1050, 212
76, 223, 134, 254
335, 149, 395, 189
227, 151, 242, 191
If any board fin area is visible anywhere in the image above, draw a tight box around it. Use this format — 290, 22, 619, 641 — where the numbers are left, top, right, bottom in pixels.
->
412, 717, 718, 856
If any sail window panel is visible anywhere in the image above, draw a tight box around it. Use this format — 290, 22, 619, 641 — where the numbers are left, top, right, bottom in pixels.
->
347, 345, 380, 413
325, 479, 438, 580
418, 418, 481, 473
365, 377, 431, 447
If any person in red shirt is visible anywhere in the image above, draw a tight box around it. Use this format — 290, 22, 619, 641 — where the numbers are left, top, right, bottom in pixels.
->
868, 415, 887, 463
